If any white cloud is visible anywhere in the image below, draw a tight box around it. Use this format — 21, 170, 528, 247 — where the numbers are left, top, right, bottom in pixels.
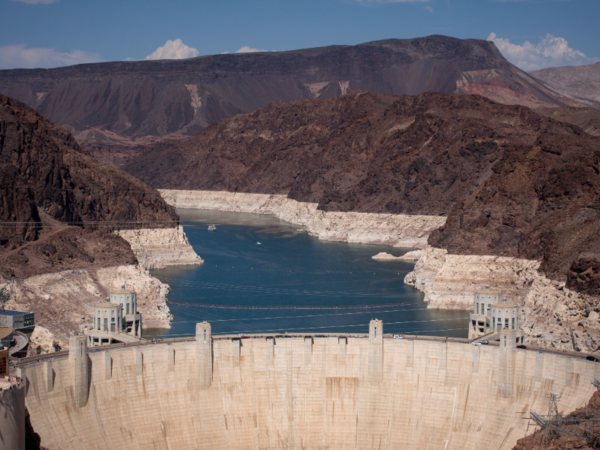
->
488, 32, 599, 71
145, 39, 199, 61
425, 5, 433, 12
0, 44, 102, 69
10, 0, 58, 4
235, 46, 267, 53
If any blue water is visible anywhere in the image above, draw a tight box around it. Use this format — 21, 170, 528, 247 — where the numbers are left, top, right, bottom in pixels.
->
147, 209, 469, 338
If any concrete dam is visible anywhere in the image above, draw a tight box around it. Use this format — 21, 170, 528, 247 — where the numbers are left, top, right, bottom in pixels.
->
11, 320, 600, 450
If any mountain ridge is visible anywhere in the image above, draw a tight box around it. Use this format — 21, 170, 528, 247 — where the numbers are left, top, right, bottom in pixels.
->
0, 35, 582, 166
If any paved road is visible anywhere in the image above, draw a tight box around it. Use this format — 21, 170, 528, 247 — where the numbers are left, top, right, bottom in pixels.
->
9, 331, 29, 356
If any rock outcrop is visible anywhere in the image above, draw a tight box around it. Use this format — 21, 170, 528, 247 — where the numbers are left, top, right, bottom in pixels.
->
128, 91, 579, 216
372, 251, 424, 261
28, 325, 62, 354
530, 62, 600, 108
405, 246, 600, 355
2, 265, 171, 345
0, 36, 581, 166
161, 189, 445, 248
116, 225, 203, 269
0, 93, 201, 279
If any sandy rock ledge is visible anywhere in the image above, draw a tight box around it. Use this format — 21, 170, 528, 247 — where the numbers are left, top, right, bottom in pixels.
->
159, 190, 446, 249
405, 246, 600, 355
2, 264, 172, 347
116, 225, 203, 269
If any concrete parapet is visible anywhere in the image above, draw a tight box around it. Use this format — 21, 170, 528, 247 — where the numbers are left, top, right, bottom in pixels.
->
44, 361, 53, 392
267, 337, 275, 366
135, 347, 143, 376
167, 345, 175, 372
103, 351, 112, 380
536, 351, 544, 381
233, 339, 241, 366
406, 339, 414, 367
472, 345, 480, 374
499, 329, 517, 398
369, 320, 383, 382
304, 336, 312, 365
69, 335, 89, 408
196, 322, 212, 387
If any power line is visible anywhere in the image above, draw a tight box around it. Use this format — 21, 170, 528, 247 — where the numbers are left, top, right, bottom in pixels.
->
168, 306, 430, 324
147, 325, 469, 338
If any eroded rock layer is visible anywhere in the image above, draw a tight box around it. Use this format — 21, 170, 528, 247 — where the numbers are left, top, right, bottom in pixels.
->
405, 247, 600, 355
3, 265, 171, 346
161, 189, 445, 248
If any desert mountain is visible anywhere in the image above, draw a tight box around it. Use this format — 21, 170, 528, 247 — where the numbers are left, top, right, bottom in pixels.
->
531, 62, 600, 108
534, 106, 600, 137
0, 94, 178, 279
123, 91, 600, 295
0, 36, 582, 166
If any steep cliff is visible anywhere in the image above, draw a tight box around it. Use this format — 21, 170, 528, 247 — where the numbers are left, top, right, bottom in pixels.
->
0, 93, 201, 278
0, 94, 202, 343
0, 36, 581, 166
126, 91, 579, 215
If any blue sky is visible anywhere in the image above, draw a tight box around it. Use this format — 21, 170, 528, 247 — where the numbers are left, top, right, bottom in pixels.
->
0, 0, 598, 71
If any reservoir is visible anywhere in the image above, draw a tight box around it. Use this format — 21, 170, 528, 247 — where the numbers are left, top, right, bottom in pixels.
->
149, 209, 469, 338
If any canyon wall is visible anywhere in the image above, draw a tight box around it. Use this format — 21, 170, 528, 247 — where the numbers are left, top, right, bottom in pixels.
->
3, 265, 172, 350
160, 189, 446, 248
116, 225, 203, 269
22, 335, 600, 450
405, 247, 600, 355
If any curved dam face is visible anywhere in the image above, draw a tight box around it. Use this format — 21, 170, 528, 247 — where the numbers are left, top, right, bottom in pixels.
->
22, 325, 600, 450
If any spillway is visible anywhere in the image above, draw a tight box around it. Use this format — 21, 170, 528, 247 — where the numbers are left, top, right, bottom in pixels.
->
15, 322, 600, 450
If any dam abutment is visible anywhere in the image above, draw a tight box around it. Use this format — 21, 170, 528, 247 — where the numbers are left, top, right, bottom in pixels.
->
14, 322, 600, 450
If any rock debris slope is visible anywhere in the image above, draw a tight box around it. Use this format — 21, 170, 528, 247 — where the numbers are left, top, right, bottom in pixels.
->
531, 62, 600, 108
0, 35, 582, 166
0, 94, 201, 345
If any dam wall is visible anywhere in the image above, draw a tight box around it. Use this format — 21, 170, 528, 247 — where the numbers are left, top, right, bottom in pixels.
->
159, 189, 446, 249
21, 326, 600, 450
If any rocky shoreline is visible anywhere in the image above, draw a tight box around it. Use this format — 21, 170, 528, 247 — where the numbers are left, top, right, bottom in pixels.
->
158, 189, 600, 355
116, 225, 203, 269
3, 264, 172, 352
405, 246, 600, 355
159, 189, 446, 249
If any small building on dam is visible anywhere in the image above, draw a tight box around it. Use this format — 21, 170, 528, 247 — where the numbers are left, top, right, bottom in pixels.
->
468, 287, 524, 343
86, 287, 143, 346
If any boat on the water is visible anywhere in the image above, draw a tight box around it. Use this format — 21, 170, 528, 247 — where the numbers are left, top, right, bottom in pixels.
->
208, 224, 217, 231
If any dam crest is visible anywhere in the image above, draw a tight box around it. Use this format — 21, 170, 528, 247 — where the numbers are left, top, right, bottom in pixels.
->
10, 321, 600, 450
